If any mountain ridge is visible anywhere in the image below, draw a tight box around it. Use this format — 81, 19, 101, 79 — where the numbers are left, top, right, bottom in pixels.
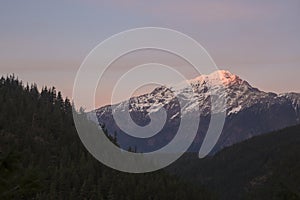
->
94, 70, 300, 153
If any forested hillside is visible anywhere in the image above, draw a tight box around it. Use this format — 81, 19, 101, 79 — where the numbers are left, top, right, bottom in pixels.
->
1, 75, 299, 200
0, 76, 213, 200
169, 124, 300, 200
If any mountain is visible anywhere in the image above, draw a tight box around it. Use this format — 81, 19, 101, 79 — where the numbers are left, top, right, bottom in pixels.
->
94, 70, 300, 153
168, 124, 300, 200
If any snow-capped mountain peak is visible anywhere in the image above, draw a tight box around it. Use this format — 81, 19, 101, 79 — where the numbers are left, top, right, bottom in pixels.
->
189, 70, 243, 86
94, 69, 300, 153
96, 70, 261, 117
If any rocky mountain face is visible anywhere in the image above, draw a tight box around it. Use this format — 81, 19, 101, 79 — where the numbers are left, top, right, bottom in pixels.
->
92, 70, 300, 154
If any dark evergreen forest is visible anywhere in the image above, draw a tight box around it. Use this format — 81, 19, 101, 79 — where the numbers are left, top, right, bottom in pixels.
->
0, 76, 213, 200
1, 75, 299, 200
169, 124, 300, 200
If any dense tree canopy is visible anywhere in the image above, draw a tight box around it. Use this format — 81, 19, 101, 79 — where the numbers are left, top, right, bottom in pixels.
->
0, 75, 213, 200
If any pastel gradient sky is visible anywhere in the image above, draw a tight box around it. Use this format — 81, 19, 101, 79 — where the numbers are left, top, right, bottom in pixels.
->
0, 0, 299, 107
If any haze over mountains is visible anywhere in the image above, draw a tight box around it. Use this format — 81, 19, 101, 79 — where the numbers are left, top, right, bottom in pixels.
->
94, 70, 300, 153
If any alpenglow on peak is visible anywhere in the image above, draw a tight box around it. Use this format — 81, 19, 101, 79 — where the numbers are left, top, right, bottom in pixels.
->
189, 70, 243, 86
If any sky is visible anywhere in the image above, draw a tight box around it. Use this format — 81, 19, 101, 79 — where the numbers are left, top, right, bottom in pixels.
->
0, 0, 299, 108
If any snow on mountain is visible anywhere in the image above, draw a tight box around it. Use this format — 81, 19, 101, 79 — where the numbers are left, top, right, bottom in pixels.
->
96, 70, 278, 117
94, 70, 300, 153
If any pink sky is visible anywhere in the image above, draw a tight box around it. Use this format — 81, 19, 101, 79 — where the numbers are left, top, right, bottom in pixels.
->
0, 0, 299, 108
